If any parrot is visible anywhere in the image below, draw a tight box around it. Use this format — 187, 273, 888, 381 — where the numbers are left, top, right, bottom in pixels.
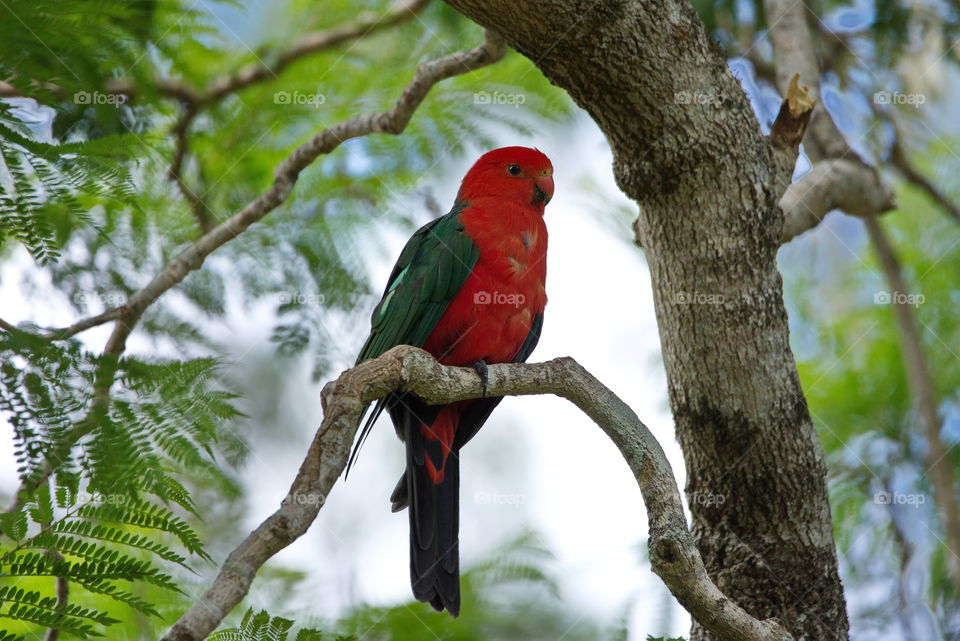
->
348, 146, 554, 616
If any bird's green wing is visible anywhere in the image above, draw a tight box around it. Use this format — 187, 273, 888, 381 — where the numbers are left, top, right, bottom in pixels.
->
347, 204, 478, 476
356, 203, 479, 364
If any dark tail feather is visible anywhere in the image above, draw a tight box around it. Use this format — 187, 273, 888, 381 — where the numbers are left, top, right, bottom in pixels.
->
404, 411, 461, 616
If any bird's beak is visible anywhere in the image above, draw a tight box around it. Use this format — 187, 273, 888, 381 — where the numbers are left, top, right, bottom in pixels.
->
533, 176, 554, 205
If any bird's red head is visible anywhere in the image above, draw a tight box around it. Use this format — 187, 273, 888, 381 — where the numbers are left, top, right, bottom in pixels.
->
456, 146, 554, 212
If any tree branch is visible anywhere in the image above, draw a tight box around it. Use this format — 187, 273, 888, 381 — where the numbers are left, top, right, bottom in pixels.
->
764, 0, 960, 596
780, 159, 896, 243
201, 0, 432, 104
763, 0, 894, 241
768, 73, 816, 194
0, 307, 123, 342
888, 130, 960, 224
161, 346, 794, 641
41, 519, 69, 641
102, 0, 433, 107
168, 105, 217, 233
98, 28, 505, 357
2, 29, 505, 514
864, 217, 960, 592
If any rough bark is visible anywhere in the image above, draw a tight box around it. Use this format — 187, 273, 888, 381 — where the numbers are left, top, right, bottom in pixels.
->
442, 2, 848, 639
162, 347, 794, 641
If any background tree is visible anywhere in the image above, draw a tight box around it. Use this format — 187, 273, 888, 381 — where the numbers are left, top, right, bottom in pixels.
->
1, 1, 958, 640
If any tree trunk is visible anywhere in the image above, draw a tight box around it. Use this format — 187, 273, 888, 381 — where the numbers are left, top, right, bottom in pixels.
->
443, 1, 849, 639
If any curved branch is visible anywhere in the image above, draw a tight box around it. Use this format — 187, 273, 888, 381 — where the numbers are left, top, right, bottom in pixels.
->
168, 105, 216, 233
202, 0, 432, 103
10, 30, 504, 348
98, 29, 505, 357
763, 0, 893, 216
161, 346, 794, 641
104, 0, 432, 107
780, 159, 896, 243
0, 307, 123, 343
2, 30, 506, 514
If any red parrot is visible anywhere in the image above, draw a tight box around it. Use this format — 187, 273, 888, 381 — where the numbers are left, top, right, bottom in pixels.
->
348, 147, 553, 615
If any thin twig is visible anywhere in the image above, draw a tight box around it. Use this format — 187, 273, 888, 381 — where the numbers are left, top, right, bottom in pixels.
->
103, 0, 432, 108
888, 133, 960, 224
40, 524, 69, 641
1, 29, 506, 514
168, 105, 216, 233
0, 308, 125, 342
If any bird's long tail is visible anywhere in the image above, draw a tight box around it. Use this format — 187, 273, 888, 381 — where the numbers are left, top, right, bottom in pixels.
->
392, 403, 461, 616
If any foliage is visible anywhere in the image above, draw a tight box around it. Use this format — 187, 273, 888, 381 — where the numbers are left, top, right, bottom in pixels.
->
0, 0, 575, 639
211, 532, 604, 641
0, 328, 242, 637
787, 139, 960, 638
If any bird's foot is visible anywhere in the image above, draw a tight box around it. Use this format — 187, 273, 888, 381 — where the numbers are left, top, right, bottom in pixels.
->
472, 360, 489, 397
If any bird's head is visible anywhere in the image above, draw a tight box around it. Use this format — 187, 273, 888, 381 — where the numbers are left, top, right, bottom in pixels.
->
457, 146, 554, 212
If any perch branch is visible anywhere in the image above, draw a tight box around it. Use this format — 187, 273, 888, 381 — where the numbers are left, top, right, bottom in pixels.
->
161, 346, 794, 641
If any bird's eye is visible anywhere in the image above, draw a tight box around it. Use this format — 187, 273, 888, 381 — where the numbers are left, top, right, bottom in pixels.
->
507, 163, 522, 176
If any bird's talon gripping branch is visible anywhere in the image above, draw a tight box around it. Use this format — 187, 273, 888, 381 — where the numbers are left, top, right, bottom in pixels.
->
472, 360, 489, 397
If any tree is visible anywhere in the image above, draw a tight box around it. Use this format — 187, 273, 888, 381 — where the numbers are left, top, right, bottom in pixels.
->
2, 1, 958, 640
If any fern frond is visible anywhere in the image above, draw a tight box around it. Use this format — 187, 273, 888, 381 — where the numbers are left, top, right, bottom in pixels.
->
74, 499, 209, 560
210, 609, 338, 641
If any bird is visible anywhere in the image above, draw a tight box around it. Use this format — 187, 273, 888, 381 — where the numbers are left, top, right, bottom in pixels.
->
348, 146, 553, 616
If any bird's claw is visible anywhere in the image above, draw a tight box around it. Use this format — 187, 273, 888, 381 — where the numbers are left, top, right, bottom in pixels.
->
472, 360, 489, 397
